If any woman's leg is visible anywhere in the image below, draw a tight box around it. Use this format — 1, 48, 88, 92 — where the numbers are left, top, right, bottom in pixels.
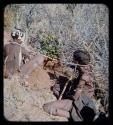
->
43, 99, 72, 118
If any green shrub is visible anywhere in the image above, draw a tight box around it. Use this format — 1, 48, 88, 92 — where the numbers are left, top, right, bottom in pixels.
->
39, 34, 62, 59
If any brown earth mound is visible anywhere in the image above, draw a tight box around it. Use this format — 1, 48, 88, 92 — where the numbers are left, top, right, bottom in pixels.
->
26, 67, 54, 90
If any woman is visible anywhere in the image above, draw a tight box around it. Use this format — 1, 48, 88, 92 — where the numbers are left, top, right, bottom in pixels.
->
43, 50, 97, 121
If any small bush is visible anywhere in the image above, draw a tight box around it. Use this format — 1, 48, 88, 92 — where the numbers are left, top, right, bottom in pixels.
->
39, 34, 62, 59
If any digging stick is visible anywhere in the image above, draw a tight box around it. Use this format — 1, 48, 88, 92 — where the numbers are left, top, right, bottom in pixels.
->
58, 75, 73, 100
58, 65, 77, 100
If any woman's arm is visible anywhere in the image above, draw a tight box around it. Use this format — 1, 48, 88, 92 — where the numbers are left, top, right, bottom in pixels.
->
73, 65, 93, 100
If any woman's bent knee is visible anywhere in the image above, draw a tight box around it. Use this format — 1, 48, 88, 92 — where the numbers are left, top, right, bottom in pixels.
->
43, 103, 53, 114
43, 103, 57, 115
43, 103, 50, 113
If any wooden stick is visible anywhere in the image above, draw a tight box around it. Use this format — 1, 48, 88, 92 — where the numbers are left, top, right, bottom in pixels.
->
63, 62, 93, 67
58, 75, 73, 100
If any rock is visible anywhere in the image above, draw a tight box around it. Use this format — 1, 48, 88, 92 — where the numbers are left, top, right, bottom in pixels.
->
26, 67, 53, 90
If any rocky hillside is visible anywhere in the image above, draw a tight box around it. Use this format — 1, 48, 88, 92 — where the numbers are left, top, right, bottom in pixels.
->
4, 4, 109, 121
4, 67, 68, 121
4, 4, 109, 87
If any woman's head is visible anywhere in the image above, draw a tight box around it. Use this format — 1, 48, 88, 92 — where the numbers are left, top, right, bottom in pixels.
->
11, 29, 25, 44
73, 50, 90, 65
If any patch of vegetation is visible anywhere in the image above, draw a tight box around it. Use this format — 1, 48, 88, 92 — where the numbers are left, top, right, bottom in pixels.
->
39, 34, 63, 59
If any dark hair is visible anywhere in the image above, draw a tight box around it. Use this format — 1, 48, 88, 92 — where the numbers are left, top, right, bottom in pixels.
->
11, 32, 19, 40
73, 50, 90, 65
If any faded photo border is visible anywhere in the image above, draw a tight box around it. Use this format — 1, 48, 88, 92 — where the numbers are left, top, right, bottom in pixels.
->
0, 0, 112, 124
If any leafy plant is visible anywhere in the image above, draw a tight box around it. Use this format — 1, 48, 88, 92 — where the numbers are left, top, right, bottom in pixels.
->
39, 34, 62, 59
